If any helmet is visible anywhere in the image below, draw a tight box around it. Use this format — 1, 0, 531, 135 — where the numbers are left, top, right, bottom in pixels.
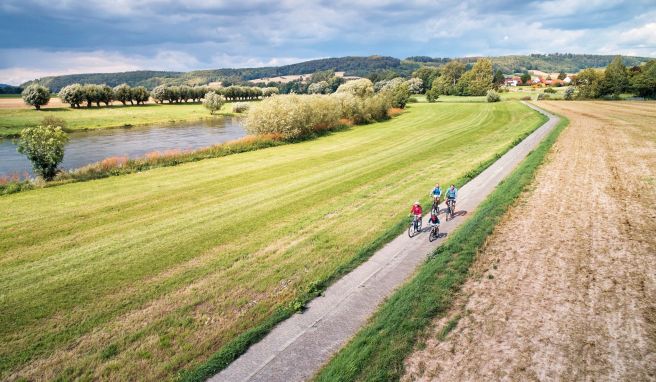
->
414, 201, 420, 205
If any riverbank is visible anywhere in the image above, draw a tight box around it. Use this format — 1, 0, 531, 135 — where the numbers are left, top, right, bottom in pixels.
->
0, 101, 236, 138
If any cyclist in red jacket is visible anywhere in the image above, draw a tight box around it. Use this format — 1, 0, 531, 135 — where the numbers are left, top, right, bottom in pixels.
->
410, 201, 422, 230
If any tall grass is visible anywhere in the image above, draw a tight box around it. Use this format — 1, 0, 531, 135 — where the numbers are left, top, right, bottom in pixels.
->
313, 116, 568, 382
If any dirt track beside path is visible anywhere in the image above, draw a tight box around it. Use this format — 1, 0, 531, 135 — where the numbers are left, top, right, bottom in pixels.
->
404, 101, 656, 381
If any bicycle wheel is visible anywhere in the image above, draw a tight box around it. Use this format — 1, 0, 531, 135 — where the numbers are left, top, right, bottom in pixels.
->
429, 227, 439, 242
408, 223, 415, 238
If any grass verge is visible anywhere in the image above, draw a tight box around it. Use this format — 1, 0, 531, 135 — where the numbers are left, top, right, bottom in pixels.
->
313, 116, 568, 382
177, 111, 550, 382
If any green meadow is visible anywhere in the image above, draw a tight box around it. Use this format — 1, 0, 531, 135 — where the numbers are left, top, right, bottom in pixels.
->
0, 102, 235, 137
0, 101, 544, 380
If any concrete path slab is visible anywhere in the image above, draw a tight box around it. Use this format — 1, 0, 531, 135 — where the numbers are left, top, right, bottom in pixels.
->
209, 102, 559, 382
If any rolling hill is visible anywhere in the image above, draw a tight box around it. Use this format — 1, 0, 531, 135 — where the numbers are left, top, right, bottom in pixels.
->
20, 54, 654, 92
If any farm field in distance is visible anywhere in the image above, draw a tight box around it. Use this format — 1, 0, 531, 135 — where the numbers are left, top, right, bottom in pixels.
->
403, 100, 656, 381
0, 101, 545, 381
0, 100, 235, 137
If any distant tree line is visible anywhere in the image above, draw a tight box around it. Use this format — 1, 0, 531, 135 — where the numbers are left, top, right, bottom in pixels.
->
573, 56, 656, 99
415, 58, 498, 100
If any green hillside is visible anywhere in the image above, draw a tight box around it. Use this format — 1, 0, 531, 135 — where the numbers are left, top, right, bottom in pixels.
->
406, 53, 652, 73
21, 54, 654, 92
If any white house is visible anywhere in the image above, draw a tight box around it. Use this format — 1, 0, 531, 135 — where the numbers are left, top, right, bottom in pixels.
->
563, 76, 572, 84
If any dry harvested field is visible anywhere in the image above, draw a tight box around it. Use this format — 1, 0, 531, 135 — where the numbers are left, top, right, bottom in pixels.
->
404, 101, 656, 381
0, 97, 67, 109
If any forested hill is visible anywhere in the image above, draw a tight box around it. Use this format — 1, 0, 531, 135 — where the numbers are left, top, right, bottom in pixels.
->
23, 56, 414, 92
406, 53, 652, 73
21, 54, 653, 92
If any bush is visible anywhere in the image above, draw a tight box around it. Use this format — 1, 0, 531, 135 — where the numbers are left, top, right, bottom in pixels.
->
544, 87, 557, 94
486, 90, 501, 102
537, 93, 551, 100
232, 102, 250, 113
520, 96, 532, 101
17, 125, 69, 180
408, 97, 418, 103
21, 84, 50, 110
336, 79, 374, 98
245, 94, 341, 140
202, 91, 225, 115
564, 87, 575, 100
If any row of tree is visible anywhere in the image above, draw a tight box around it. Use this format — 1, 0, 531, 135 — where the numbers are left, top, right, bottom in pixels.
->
151, 85, 279, 103
58, 83, 150, 108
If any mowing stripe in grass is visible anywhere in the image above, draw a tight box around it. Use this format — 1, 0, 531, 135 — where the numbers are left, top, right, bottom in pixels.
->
177, 110, 548, 382
313, 116, 569, 382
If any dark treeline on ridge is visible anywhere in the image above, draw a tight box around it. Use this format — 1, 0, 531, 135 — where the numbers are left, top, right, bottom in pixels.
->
21, 54, 653, 93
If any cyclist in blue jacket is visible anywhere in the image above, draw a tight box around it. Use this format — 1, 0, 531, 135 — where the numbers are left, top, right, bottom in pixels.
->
446, 184, 458, 213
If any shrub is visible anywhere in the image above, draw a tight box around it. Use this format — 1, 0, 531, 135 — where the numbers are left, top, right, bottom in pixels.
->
520, 96, 532, 101
202, 91, 225, 115
408, 97, 418, 103
232, 102, 250, 113
544, 87, 557, 94
41, 116, 67, 130
486, 90, 501, 102
17, 125, 69, 180
245, 94, 341, 140
336, 79, 374, 98
363, 92, 393, 122
564, 87, 575, 100
537, 93, 551, 100
22, 84, 50, 110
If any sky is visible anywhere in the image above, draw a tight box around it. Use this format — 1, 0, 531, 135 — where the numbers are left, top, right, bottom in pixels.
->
1, 0, 655, 85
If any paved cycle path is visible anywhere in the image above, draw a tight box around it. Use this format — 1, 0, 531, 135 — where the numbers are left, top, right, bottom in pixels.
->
210, 102, 559, 382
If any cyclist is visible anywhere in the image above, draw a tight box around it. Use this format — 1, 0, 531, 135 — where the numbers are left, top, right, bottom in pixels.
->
430, 183, 442, 212
410, 201, 423, 230
428, 211, 440, 227
446, 184, 458, 213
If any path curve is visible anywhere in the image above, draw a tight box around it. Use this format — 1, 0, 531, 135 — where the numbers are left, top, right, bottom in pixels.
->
210, 102, 559, 382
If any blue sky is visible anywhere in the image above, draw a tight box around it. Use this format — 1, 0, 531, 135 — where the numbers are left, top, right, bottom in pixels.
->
1, 0, 655, 84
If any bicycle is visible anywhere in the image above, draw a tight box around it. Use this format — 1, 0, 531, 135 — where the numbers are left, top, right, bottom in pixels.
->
428, 222, 440, 242
431, 197, 440, 214
445, 199, 456, 221
408, 214, 422, 238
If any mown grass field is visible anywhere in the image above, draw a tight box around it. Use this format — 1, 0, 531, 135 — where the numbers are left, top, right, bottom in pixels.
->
0, 101, 544, 381
0, 102, 234, 137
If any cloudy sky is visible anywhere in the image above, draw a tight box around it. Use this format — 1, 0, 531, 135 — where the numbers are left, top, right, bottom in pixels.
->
1, 0, 655, 85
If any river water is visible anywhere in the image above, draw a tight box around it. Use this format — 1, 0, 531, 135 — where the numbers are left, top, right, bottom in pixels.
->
0, 117, 246, 177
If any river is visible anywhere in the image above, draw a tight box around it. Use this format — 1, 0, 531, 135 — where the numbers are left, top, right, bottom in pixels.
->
0, 117, 246, 177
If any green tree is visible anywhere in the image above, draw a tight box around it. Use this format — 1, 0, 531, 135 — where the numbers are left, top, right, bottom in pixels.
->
493, 69, 505, 88
151, 85, 168, 103
202, 91, 225, 114
603, 55, 629, 98
432, 61, 466, 95
131, 86, 150, 105
630, 60, 656, 98
520, 73, 531, 85
113, 84, 132, 105
17, 125, 69, 180
99, 85, 113, 106
466, 58, 494, 96
21, 84, 51, 110
382, 81, 410, 108
575, 68, 604, 99
58, 84, 84, 108
411, 66, 440, 93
